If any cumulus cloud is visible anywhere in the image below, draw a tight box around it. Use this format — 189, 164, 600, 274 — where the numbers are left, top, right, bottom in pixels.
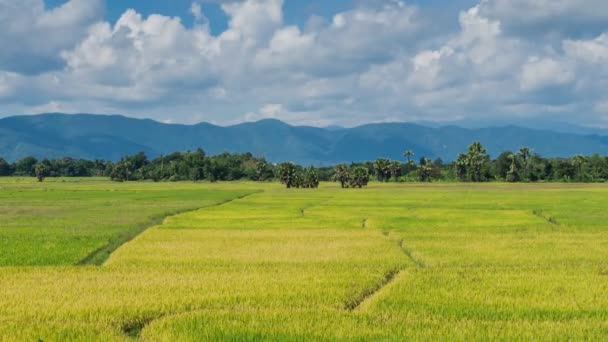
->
190, 2, 203, 21
478, 0, 608, 38
519, 57, 575, 91
0, 0, 103, 74
0, 0, 607, 127
563, 33, 608, 63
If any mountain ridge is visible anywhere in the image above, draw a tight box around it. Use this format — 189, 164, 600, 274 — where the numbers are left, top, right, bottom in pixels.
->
1, 113, 607, 164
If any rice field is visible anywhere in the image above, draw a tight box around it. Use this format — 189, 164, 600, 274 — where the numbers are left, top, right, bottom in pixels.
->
1, 178, 608, 340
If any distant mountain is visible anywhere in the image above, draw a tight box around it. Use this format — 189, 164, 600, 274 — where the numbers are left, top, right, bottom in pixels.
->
1, 113, 607, 164
414, 118, 608, 136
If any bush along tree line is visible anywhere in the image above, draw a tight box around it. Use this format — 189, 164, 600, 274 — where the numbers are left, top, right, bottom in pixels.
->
2, 142, 608, 185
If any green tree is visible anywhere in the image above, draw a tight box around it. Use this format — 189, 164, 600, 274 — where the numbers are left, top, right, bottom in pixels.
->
418, 158, 433, 182
0, 158, 11, 176
389, 160, 402, 182
110, 160, 131, 182
466, 141, 489, 182
301, 167, 320, 188
555, 159, 576, 181
349, 167, 370, 188
587, 154, 608, 181
506, 153, 520, 182
455, 153, 468, 181
518, 147, 531, 181
184, 149, 206, 182
277, 162, 297, 188
572, 155, 587, 182
494, 151, 514, 180
403, 150, 415, 173
13, 156, 38, 176
334, 164, 350, 188
34, 163, 47, 182
373, 158, 391, 182
255, 160, 268, 181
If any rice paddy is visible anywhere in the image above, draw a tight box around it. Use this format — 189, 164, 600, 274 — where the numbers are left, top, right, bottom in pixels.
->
1, 178, 608, 340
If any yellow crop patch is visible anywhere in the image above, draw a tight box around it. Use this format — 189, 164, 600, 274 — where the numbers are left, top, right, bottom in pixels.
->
2, 179, 608, 340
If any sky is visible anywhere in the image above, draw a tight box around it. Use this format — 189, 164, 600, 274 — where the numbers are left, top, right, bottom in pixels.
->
0, 0, 607, 127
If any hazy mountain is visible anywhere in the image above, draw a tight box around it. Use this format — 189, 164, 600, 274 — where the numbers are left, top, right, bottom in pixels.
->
414, 118, 608, 136
1, 113, 607, 164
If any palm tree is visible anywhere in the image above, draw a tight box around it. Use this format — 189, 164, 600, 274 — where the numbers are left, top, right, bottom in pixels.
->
334, 164, 350, 188
349, 167, 370, 188
403, 150, 414, 164
572, 155, 587, 182
467, 141, 488, 182
506, 153, 518, 182
418, 158, 433, 182
518, 147, 531, 181
390, 160, 402, 182
374, 158, 391, 182
302, 166, 319, 188
277, 162, 297, 188
34, 163, 46, 182
455, 153, 468, 181
255, 160, 268, 181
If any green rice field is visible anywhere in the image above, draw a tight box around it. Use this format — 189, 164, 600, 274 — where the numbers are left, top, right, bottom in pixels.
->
1, 178, 608, 340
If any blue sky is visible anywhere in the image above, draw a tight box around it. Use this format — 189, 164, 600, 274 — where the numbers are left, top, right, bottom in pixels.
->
44, 0, 357, 33
43, 1, 477, 33
0, 0, 607, 127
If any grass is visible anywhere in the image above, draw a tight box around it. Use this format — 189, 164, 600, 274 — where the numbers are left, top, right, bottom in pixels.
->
0, 178, 256, 266
1, 178, 608, 340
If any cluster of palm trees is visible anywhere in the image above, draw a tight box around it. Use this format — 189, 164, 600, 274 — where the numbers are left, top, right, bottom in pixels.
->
373, 158, 400, 182
455, 142, 491, 182
277, 162, 319, 188
334, 164, 371, 188
506, 147, 531, 182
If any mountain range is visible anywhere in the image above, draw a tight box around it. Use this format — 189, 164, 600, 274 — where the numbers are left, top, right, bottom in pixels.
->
1, 113, 607, 164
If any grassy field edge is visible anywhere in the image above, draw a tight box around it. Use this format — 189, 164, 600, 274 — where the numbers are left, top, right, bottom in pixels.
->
77, 191, 261, 266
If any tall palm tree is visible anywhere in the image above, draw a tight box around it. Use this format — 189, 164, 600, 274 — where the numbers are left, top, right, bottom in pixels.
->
518, 147, 531, 181
506, 153, 518, 182
572, 155, 587, 182
255, 160, 268, 181
373, 158, 391, 182
455, 153, 468, 181
403, 150, 414, 164
390, 160, 402, 182
467, 141, 488, 182
334, 164, 350, 188
418, 158, 433, 182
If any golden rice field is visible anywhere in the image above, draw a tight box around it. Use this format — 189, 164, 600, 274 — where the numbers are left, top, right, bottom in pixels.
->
1, 178, 608, 341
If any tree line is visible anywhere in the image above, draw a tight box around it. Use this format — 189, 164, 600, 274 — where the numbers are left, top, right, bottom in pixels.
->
1, 141, 607, 185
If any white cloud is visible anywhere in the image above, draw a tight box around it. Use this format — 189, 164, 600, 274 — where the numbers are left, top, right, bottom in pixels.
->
1, 0, 608, 127
220, 0, 283, 45
563, 33, 608, 64
0, 0, 103, 74
478, 0, 608, 37
190, 2, 203, 20
519, 57, 575, 91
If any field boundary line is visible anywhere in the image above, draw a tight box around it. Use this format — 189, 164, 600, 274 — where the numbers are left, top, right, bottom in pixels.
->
398, 239, 428, 268
344, 267, 402, 311
299, 196, 334, 216
532, 209, 560, 226
76, 190, 262, 266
